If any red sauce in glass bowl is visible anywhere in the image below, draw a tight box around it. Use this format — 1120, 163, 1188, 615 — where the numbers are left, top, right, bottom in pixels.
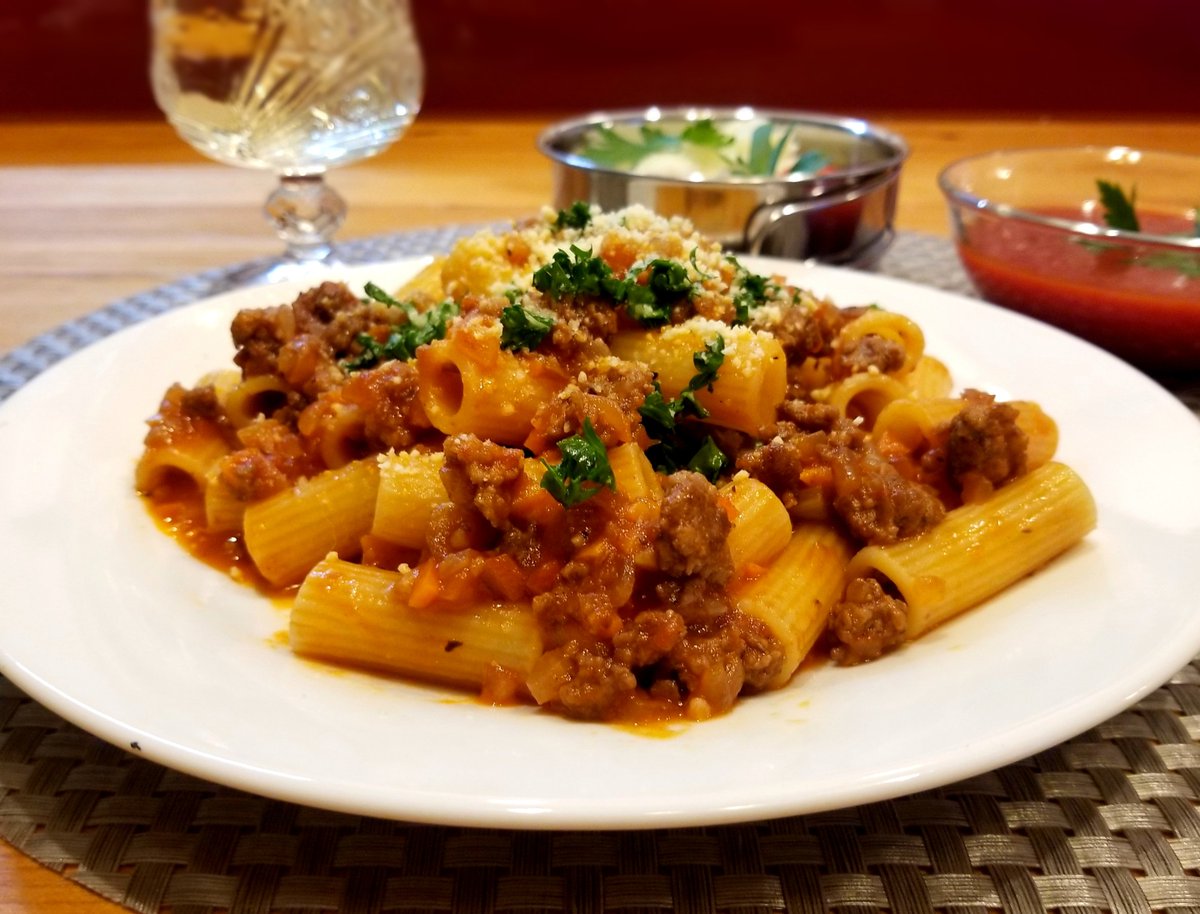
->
956, 207, 1200, 371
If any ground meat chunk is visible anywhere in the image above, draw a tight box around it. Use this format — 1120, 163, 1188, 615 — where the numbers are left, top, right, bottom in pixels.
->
546, 299, 620, 360
341, 360, 429, 451
230, 304, 296, 377
179, 385, 221, 420
655, 577, 732, 625
141, 383, 233, 452
668, 624, 747, 718
217, 418, 315, 501
738, 414, 945, 545
655, 471, 733, 583
533, 584, 623, 646
290, 281, 366, 339
757, 298, 850, 360
738, 615, 786, 691
230, 282, 410, 398
828, 443, 946, 544
440, 434, 526, 529
777, 399, 845, 434
530, 641, 637, 720
828, 577, 908, 665
527, 362, 655, 452
837, 333, 906, 376
612, 609, 687, 669
945, 389, 1028, 489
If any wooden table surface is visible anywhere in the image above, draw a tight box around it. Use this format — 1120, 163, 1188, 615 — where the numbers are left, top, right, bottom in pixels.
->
1, 113, 1199, 913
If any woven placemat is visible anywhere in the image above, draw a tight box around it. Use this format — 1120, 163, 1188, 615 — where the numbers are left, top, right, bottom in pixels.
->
2, 229, 1200, 914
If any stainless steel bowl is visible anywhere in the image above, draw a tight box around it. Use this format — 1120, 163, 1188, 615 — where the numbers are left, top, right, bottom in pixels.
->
537, 106, 908, 266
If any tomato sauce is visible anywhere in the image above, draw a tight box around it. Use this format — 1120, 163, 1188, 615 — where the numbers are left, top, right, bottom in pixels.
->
957, 208, 1200, 371
143, 476, 279, 595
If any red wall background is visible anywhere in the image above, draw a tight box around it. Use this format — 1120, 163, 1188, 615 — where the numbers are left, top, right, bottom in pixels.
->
2, 0, 1197, 118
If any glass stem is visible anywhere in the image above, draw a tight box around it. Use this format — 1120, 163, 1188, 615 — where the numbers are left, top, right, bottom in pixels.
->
265, 173, 348, 264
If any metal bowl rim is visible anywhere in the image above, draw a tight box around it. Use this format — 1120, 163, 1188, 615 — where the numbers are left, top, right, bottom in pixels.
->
536, 105, 910, 188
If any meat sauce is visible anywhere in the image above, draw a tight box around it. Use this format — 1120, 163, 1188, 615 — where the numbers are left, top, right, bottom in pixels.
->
143, 472, 277, 594
958, 207, 1200, 369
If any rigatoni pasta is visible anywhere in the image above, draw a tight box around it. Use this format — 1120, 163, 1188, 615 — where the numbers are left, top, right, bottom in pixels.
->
135, 203, 1096, 723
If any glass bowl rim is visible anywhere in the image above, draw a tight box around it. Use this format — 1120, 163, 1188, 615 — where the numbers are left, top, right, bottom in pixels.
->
937, 145, 1200, 250
536, 105, 910, 188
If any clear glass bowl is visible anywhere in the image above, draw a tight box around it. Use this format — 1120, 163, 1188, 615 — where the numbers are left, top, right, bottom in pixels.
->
939, 147, 1200, 373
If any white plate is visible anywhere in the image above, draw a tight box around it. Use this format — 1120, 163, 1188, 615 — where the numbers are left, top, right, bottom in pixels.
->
2, 257, 1199, 831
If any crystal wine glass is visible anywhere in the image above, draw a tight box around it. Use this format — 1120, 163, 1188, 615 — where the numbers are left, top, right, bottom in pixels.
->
150, 0, 423, 285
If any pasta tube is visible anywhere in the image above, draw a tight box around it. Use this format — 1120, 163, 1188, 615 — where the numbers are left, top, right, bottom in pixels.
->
243, 459, 380, 586
904, 356, 953, 399
837, 309, 925, 373
415, 320, 569, 445
721, 475, 792, 574
135, 433, 229, 494
821, 372, 912, 428
733, 523, 855, 688
290, 557, 542, 689
846, 461, 1096, 639
372, 450, 446, 548
222, 374, 290, 428
610, 319, 786, 436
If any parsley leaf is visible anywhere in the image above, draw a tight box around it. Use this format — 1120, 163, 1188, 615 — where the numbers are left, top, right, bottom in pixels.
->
364, 281, 420, 321
576, 125, 678, 169
553, 201, 593, 231
622, 258, 693, 326
727, 256, 779, 323
680, 119, 734, 149
578, 119, 830, 177
638, 335, 725, 435
500, 303, 555, 350
638, 336, 728, 476
686, 436, 729, 482
531, 245, 619, 299
790, 149, 831, 174
539, 418, 616, 507
1141, 251, 1200, 278
342, 290, 459, 371
531, 247, 693, 326
1097, 179, 1141, 232
690, 335, 725, 387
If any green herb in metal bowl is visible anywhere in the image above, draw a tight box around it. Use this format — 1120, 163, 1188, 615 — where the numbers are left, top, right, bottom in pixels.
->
576, 117, 832, 179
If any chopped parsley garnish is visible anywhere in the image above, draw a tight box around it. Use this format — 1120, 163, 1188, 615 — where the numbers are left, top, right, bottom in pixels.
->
685, 436, 729, 481
342, 284, 459, 371
689, 246, 715, 280
500, 302, 555, 350
727, 256, 779, 323
1097, 180, 1140, 232
531, 245, 618, 299
553, 201, 593, 231
540, 418, 616, 507
639, 336, 729, 478
363, 281, 422, 321
687, 333, 725, 391
623, 258, 693, 325
530, 246, 693, 326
